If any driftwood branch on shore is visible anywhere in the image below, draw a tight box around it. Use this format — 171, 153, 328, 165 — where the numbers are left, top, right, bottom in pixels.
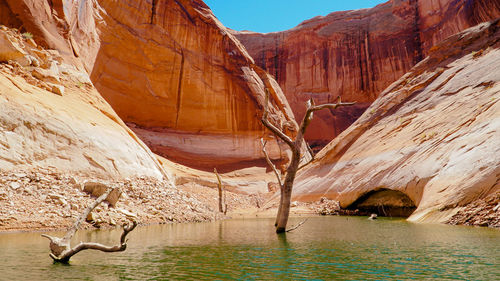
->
41, 187, 137, 263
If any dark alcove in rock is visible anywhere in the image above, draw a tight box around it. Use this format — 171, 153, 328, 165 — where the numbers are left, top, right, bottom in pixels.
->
347, 189, 417, 218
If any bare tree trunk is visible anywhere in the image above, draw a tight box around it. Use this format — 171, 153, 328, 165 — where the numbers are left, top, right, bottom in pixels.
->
214, 168, 225, 213
261, 89, 354, 233
275, 149, 301, 233
275, 187, 283, 226
224, 190, 228, 215
260, 138, 284, 226
41, 187, 137, 263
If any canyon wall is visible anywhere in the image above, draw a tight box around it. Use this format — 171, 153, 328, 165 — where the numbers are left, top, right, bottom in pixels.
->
0, 27, 168, 180
294, 19, 500, 224
0, 0, 101, 72
1, 0, 299, 172
235, 0, 500, 149
91, 0, 297, 171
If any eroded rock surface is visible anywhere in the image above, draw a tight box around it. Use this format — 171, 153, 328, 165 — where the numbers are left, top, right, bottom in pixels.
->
91, 0, 296, 170
294, 19, 500, 225
89, 0, 296, 170
1, 0, 298, 171
447, 192, 500, 228
0, 0, 101, 71
0, 27, 168, 180
235, 0, 500, 149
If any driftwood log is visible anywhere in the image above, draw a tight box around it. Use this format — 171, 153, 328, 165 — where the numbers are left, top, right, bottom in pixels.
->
261, 89, 354, 233
41, 187, 137, 263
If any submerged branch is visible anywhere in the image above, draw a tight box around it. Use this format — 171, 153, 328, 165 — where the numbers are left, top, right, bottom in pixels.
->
50, 220, 137, 263
41, 186, 137, 263
286, 218, 308, 233
64, 187, 114, 241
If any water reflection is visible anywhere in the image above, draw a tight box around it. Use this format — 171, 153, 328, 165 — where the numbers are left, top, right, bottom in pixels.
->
0, 216, 499, 280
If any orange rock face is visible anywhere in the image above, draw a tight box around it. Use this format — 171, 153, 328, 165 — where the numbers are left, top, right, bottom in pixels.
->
0, 0, 101, 72
90, 0, 296, 171
1, 0, 298, 171
235, 0, 500, 149
294, 19, 500, 224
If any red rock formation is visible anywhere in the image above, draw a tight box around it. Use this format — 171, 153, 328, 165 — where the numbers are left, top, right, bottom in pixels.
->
90, 0, 297, 171
235, 0, 500, 149
0, 0, 101, 72
1, 0, 299, 172
294, 19, 500, 224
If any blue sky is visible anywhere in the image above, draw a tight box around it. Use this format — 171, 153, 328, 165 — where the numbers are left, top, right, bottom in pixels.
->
204, 0, 387, 33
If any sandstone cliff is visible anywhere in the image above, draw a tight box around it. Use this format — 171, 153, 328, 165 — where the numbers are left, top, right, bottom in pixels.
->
0, 0, 101, 72
235, 0, 500, 149
90, 0, 297, 171
0, 26, 169, 180
0, 0, 299, 172
294, 19, 500, 225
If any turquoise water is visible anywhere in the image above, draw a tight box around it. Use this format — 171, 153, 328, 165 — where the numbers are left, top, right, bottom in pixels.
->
0, 216, 499, 280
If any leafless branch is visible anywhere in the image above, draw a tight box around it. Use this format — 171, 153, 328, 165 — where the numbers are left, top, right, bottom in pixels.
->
44, 220, 137, 263
306, 142, 315, 160
260, 138, 283, 187
309, 102, 356, 112
41, 186, 137, 263
298, 97, 355, 139
64, 187, 114, 241
261, 89, 294, 148
286, 218, 308, 232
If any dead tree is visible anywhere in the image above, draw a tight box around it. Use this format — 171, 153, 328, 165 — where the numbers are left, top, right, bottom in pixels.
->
261, 89, 354, 233
214, 168, 227, 214
41, 187, 137, 263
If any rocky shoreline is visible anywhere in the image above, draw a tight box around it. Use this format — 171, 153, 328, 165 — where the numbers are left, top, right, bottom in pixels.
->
0, 169, 251, 232
1, 169, 498, 233
446, 192, 500, 228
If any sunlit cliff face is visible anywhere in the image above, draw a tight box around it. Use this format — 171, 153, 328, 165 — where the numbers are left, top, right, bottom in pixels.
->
295, 19, 500, 223
235, 0, 500, 149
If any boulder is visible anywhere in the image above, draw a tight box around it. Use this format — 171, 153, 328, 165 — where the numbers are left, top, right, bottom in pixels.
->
31, 66, 60, 83
47, 83, 64, 96
0, 191, 8, 200
118, 208, 137, 219
83, 182, 121, 207
9, 181, 21, 190
86, 211, 97, 222
0, 33, 26, 63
